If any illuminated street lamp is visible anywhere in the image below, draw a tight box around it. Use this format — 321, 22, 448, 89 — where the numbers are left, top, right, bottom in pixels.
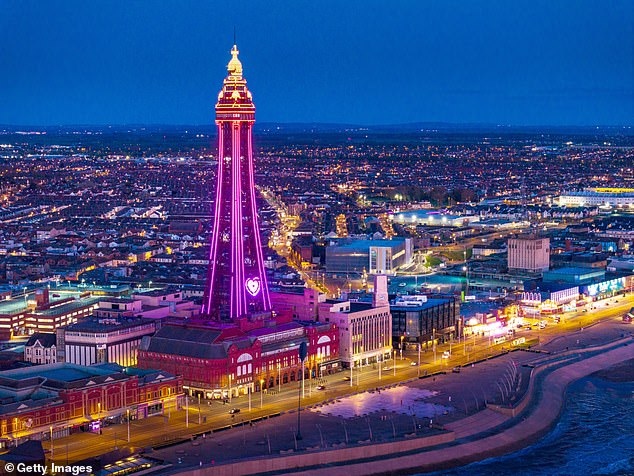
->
260, 379, 264, 408
297, 342, 308, 442
400, 335, 405, 360
393, 350, 396, 376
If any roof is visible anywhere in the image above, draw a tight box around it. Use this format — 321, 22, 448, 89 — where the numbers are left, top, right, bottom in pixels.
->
247, 321, 304, 338
25, 333, 56, 348
391, 297, 454, 311
36, 297, 100, 317
328, 238, 407, 250
545, 267, 603, 276
141, 325, 254, 360
0, 440, 44, 463
65, 317, 153, 333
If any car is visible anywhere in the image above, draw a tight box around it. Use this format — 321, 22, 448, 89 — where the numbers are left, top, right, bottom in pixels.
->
442, 351, 450, 359
539, 321, 547, 329
382, 367, 392, 371
316, 385, 326, 390
343, 376, 351, 381
229, 408, 240, 414
410, 361, 419, 366
452, 367, 461, 373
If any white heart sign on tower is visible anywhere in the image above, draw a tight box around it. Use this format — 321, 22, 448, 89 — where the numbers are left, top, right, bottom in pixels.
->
245, 277, 261, 297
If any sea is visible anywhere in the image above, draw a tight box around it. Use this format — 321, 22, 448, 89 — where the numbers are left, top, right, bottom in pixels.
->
428, 376, 634, 476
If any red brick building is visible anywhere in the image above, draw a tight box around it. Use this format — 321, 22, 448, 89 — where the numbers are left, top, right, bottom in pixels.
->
138, 316, 339, 399
0, 363, 182, 448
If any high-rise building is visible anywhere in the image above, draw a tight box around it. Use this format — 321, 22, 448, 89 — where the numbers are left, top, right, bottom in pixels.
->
202, 45, 271, 321
508, 235, 550, 273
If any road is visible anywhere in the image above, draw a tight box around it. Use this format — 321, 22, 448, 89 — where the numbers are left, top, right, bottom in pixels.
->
41, 293, 634, 464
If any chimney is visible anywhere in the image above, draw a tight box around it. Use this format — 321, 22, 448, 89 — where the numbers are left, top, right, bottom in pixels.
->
372, 275, 389, 308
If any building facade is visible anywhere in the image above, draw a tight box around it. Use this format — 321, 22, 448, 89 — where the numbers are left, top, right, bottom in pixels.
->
557, 188, 634, 207
24, 333, 57, 365
57, 318, 158, 367
317, 300, 392, 368
508, 235, 550, 273
391, 295, 461, 347
0, 363, 182, 448
325, 238, 413, 274
138, 319, 338, 398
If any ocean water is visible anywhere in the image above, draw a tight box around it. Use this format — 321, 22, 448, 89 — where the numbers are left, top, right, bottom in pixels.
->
430, 377, 634, 476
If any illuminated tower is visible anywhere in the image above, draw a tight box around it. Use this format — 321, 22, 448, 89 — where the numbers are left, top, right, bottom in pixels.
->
202, 45, 271, 321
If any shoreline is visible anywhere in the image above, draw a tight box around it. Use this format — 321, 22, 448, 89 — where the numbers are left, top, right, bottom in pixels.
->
167, 336, 634, 476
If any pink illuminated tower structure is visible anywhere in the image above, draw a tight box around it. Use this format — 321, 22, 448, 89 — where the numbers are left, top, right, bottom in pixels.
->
201, 44, 271, 321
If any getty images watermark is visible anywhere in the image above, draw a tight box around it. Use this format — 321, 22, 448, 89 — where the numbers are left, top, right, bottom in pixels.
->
4, 462, 92, 475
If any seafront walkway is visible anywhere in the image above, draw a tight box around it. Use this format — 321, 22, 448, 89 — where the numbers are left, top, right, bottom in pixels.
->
161, 331, 634, 475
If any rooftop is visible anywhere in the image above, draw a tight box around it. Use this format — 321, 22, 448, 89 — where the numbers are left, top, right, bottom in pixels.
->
65, 317, 154, 333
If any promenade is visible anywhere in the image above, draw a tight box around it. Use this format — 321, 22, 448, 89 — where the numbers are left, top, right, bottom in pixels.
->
147, 313, 633, 475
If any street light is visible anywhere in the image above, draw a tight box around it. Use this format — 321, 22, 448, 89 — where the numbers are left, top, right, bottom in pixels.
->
400, 336, 405, 360
417, 342, 421, 377
126, 408, 130, 443
393, 350, 396, 376
50, 426, 53, 461
260, 379, 264, 408
297, 342, 308, 442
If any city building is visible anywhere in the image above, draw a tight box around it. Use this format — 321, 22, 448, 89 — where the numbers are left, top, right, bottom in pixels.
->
0, 363, 182, 447
393, 210, 479, 227
391, 295, 461, 347
0, 288, 99, 339
325, 238, 413, 274
270, 287, 320, 321
57, 318, 158, 367
317, 276, 392, 368
138, 319, 338, 398
507, 235, 550, 273
557, 188, 634, 208
201, 44, 271, 322
543, 267, 605, 284
24, 333, 57, 365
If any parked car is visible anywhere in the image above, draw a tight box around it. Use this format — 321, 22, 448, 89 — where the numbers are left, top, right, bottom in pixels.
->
229, 408, 240, 414
452, 367, 461, 373
316, 385, 326, 390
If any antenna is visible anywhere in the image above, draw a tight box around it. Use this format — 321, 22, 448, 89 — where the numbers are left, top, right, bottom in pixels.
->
233, 26, 236, 45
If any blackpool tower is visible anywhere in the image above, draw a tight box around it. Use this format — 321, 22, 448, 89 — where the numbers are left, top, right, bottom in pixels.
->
202, 45, 271, 321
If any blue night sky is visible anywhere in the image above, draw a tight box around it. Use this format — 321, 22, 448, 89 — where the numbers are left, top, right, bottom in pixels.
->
1, 0, 632, 126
